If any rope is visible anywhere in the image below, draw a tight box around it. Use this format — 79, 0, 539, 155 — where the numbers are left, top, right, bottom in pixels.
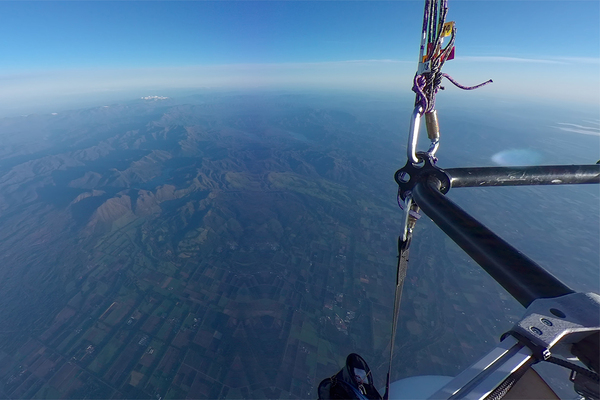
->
412, 75, 428, 113
442, 73, 493, 90
411, 1, 492, 115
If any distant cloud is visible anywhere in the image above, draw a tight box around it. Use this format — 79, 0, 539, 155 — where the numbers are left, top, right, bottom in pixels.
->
456, 56, 567, 64
0, 57, 597, 117
0, 60, 417, 117
553, 122, 600, 136
553, 57, 600, 64
456, 56, 600, 65
338, 59, 411, 64
213, 59, 412, 68
141, 95, 169, 100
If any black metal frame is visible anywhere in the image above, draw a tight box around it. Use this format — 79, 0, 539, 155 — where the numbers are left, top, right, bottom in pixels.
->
396, 160, 600, 306
409, 163, 599, 306
445, 164, 600, 188
412, 177, 575, 308
395, 159, 600, 378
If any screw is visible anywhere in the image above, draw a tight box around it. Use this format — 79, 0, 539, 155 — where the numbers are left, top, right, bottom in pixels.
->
540, 318, 553, 327
530, 326, 543, 335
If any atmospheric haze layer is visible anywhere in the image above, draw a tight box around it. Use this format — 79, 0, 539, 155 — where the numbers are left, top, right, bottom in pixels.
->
0, 92, 597, 399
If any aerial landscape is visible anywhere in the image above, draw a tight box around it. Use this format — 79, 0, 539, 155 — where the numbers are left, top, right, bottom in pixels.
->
0, 92, 597, 399
0, 1, 598, 399
0, 93, 406, 399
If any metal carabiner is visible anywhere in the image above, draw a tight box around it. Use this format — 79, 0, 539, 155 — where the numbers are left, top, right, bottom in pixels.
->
400, 195, 413, 242
399, 193, 421, 242
407, 105, 423, 164
425, 109, 440, 157
407, 105, 441, 165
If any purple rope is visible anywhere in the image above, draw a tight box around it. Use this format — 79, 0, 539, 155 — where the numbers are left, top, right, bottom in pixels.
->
421, 0, 431, 38
442, 73, 493, 90
412, 74, 428, 113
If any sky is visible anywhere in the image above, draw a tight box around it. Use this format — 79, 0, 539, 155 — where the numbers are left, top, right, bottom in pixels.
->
0, 1, 599, 115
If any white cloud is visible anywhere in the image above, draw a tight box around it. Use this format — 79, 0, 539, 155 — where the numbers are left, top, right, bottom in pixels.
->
553, 122, 600, 136
0, 60, 417, 116
0, 60, 413, 93
455, 56, 600, 65
556, 122, 599, 131
0, 57, 597, 117
141, 95, 169, 100
552, 57, 600, 65
455, 56, 567, 64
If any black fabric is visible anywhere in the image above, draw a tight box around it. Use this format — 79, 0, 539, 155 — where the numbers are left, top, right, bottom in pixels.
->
318, 378, 364, 400
317, 354, 382, 400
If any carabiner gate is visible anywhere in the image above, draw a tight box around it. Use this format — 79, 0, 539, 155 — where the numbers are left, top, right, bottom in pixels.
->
407, 106, 423, 164
407, 106, 440, 165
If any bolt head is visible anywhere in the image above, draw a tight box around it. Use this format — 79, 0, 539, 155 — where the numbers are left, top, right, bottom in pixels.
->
530, 326, 543, 335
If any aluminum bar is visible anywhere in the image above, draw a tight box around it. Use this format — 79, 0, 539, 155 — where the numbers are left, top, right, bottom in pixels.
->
446, 164, 600, 188
412, 178, 574, 307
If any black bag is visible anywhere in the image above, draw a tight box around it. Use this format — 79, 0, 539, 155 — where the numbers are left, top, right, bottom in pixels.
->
317, 353, 383, 400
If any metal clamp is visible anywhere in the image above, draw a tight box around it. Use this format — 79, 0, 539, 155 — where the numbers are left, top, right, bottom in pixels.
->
395, 152, 446, 243
398, 194, 421, 242
427, 292, 600, 399
508, 292, 600, 371
395, 152, 451, 201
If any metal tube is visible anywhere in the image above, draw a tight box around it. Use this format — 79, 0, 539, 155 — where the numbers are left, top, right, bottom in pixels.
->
412, 178, 575, 307
446, 164, 600, 188
425, 110, 440, 142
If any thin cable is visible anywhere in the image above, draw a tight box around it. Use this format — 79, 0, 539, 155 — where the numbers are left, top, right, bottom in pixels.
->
547, 356, 600, 382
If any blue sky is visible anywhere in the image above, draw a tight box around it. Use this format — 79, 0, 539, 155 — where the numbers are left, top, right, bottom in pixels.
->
0, 1, 598, 115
